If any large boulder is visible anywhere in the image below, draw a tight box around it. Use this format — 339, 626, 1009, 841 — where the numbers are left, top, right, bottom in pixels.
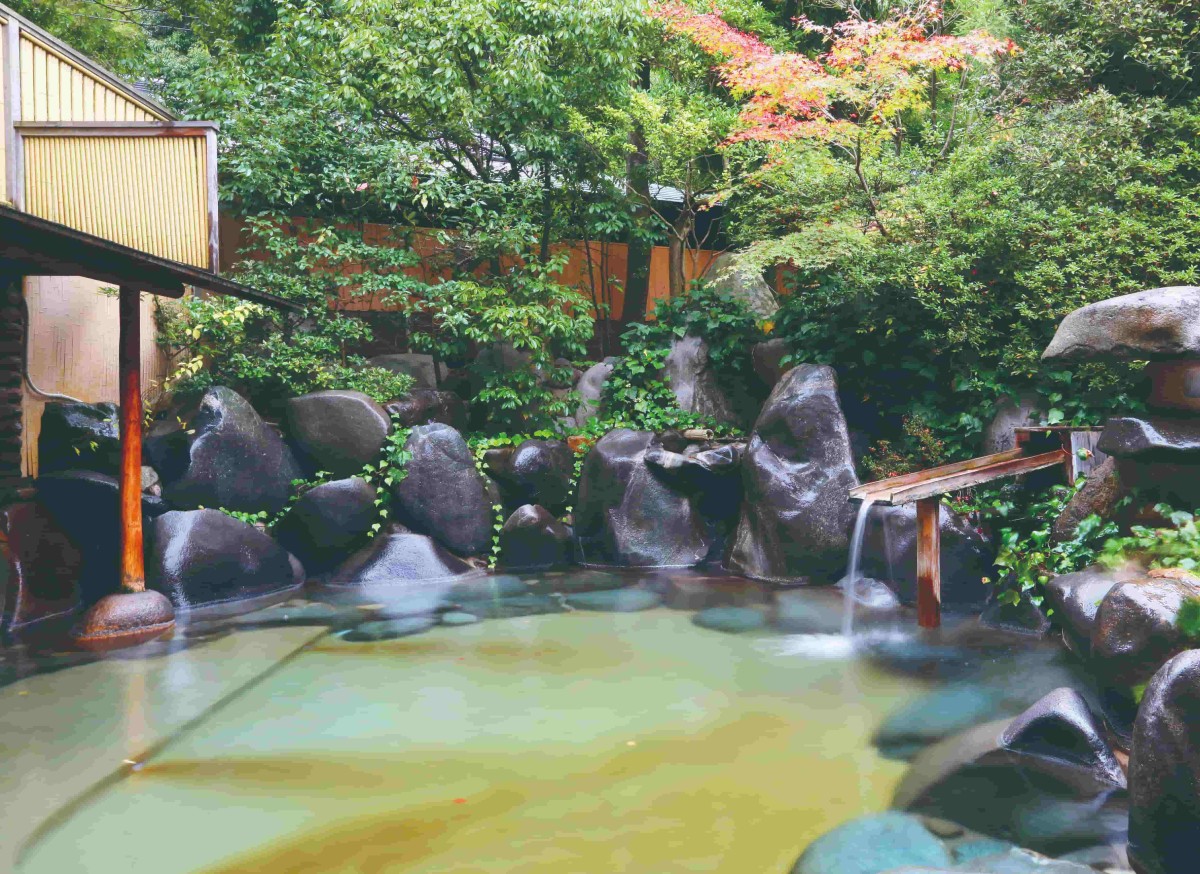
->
146, 387, 302, 513
751, 338, 791, 388
486, 439, 574, 514
1044, 565, 1132, 655
390, 424, 494, 557
1051, 457, 1126, 542
497, 504, 573, 571
385, 389, 468, 432
1128, 649, 1200, 874
727, 365, 859, 583
0, 502, 83, 636
36, 471, 168, 603
273, 477, 378, 573
894, 688, 1128, 855
707, 251, 778, 320
789, 812, 951, 874
367, 352, 445, 390
285, 390, 392, 478
664, 335, 739, 426
573, 430, 715, 568
148, 509, 303, 618
1090, 571, 1200, 687
574, 357, 618, 426
1042, 286, 1200, 363
982, 394, 1039, 455
37, 401, 120, 475
861, 503, 993, 607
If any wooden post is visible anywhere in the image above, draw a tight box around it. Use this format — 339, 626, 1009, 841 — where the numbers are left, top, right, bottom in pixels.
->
118, 286, 145, 593
916, 497, 941, 629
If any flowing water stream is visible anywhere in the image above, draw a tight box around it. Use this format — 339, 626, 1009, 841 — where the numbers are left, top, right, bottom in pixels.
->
840, 498, 875, 639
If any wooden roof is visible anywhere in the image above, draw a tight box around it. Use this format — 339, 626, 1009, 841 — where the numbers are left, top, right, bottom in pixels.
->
0, 203, 300, 309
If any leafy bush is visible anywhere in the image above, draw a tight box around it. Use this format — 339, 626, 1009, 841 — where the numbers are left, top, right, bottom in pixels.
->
1100, 505, 1200, 572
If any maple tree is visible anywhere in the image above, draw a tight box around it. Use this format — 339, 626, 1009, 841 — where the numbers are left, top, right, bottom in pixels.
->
648, 1, 1015, 233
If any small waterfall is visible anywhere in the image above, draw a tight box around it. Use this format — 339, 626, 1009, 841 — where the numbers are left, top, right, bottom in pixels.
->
841, 498, 874, 638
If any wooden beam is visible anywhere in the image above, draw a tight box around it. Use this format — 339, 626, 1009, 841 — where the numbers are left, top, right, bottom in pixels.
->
15, 121, 217, 137
118, 286, 145, 593
916, 497, 941, 629
853, 449, 1070, 506
851, 448, 1026, 502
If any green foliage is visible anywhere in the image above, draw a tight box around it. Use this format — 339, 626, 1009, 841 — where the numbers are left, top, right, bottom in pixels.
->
1100, 504, 1200, 572
7, 0, 148, 72
358, 422, 414, 537
1178, 597, 1200, 641
863, 415, 950, 480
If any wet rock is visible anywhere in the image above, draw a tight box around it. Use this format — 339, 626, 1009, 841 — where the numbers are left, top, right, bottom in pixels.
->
273, 477, 379, 573
1041, 286, 1200, 363
566, 587, 662, 612
573, 429, 712, 568
439, 610, 479, 626
285, 390, 392, 478
446, 574, 527, 604
141, 465, 161, 496
1090, 572, 1200, 687
655, 572, 770, 611
692, 605, 766, 633
36, 471, 168, 603
789, 812, 951, 874
664, 335, 739, 425
391, 424, 494, 557
727, 365, 859, 584
367, 352, 445, 390
325, 530, 475, 590
983, 394, 1039, 454
876, 686, 1008, 760
574, 357, 618, 426
1044, 566, 1129, 656
894, 688, 1127, 855
1098, 415, 1200, 462
226, 599, 343, 627
148, 509, 302, 618
751, 338, 791, 388
1128, 649, 1200, 874
1051, 457, 1126, 542
862, 503, 994, 607
385, 389, 468, 431
497, 504, 573, 571
948, 835, 1012, 863
0, 502, 83, 636
146, 386, 302, 513
708, 251, 778, 320
980, 597, 1051, 637
343, 615, 435, 642
37, 401, 120, 475
488, 439, 573, 513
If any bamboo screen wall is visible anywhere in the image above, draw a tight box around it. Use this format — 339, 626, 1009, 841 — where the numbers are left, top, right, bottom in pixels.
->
18, 31, 161, 122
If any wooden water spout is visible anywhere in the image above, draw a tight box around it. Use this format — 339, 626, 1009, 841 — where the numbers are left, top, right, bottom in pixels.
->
848, 429, 1089, 629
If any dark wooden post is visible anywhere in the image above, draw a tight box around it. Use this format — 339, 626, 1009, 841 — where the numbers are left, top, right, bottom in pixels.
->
916, 496, 941, 629
118, 286, 145, 594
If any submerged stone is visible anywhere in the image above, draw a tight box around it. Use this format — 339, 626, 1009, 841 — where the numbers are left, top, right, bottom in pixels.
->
566, 588, 662, 612
789, 812, 951, 874
342, 616, 435, 642
439, 611, 480, 627
692, 606, 766, 634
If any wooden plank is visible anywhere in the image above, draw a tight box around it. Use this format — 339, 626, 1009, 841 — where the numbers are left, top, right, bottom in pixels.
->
850, 448, 1027, 501
118, 286, 145, 592
916, 497, 941, 629
881, 449, 1070, 505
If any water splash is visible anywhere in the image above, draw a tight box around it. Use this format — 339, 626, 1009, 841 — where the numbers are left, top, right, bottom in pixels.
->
841, 498, 875, 638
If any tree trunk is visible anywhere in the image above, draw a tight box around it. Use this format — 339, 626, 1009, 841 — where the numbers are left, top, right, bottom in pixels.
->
622, 61, 653, 326
668, 207, 695, 300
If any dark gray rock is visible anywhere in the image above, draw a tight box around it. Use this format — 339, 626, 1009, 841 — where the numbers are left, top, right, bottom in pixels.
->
343, 616, 435, 642
285, 390, 392, 478
707, 251, 778, 319
894, 688, 1127, 855
1128, 649, 1200, 874
980, 597, 1051, 637
367, 352, 445, 390
489, 439, 574, 513
1044, 565, 1129, 656
566, 588, 662, 612
789, 812, 951, 874
391, 424, 494, 557
573, 430, 711, 568
751, 339, 792, 390
0, 501, 83, 636
862, 503, 994, 607
146, 387, 302, 513
692, 605, 766, 633
37, 401, 120, 475
384, 389, 468, 432
664, 335, 739, 425
497, 504, 573, 571
1042, 286, 1200, 363
983, 394, 1040, 454
36, 471, 168, 603
273, 477, 378, 573
574, 357, 618, 426
727, 365, 859, 583
1091, 572, 1200, 687
148, 509, 302, 618
1098, 415, 1200, 462
1051, 457, 1125, 542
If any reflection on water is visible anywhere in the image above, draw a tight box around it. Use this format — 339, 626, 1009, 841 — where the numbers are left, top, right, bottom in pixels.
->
2, 572, 1076, 874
